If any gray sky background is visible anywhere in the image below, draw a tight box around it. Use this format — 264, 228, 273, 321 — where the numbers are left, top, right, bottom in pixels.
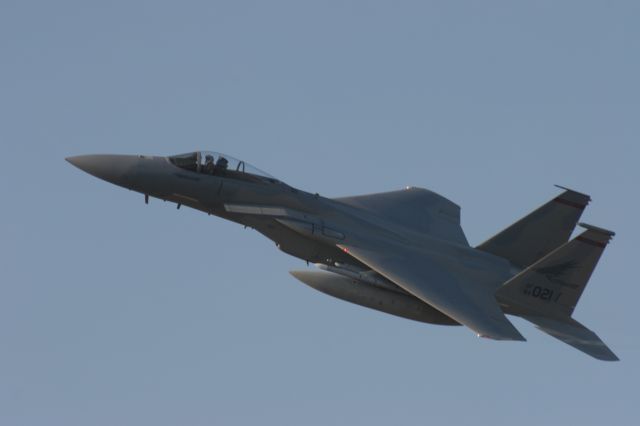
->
1, 1, 639, 425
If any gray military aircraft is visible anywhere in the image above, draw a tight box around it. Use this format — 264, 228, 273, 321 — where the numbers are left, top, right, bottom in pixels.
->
67, 151, 618, 361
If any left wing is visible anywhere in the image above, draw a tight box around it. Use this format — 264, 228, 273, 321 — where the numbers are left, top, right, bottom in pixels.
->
338, 241, 525, 341
335, 187, 468, 246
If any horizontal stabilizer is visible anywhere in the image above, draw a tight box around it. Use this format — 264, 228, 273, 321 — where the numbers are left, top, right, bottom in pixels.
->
522, 315, 618, 361
478, 187, 590, 268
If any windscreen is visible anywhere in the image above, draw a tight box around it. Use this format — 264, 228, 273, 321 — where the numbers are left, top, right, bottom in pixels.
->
168, 151, 278, 183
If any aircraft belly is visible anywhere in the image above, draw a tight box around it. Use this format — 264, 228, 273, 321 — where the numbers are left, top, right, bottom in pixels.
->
290, 270, 459, 326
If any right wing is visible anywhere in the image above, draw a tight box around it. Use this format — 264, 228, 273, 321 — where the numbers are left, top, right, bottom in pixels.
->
338, 241, 525, 341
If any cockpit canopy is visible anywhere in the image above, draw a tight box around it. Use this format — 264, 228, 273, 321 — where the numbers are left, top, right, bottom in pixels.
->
168, 151, 279, 183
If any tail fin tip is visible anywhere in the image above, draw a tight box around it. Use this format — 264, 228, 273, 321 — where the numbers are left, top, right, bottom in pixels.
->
477, 187, 590, 268
578, 223, 615, 237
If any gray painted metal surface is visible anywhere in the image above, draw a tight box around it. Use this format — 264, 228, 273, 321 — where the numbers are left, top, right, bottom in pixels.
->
66, 152, 618, 361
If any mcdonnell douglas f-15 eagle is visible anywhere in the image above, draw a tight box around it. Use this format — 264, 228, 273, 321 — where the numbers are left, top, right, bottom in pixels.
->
67, 151, 618, 361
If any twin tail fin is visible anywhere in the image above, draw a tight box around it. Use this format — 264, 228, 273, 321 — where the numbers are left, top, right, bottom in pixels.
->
495, 224, 618, 361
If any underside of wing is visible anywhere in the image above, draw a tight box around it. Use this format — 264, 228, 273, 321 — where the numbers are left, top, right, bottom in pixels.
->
338, 242, 525, 341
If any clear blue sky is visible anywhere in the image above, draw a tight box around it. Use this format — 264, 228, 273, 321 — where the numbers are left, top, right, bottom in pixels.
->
2, 1, 638, 425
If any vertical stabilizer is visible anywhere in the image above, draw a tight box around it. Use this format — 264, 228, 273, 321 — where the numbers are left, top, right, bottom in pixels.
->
477, 187, 590, 268
496, 224, 613, 317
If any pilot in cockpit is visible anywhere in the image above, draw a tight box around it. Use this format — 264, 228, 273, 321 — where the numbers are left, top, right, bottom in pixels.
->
204, 154, 215, 174
216, 156, 229, 171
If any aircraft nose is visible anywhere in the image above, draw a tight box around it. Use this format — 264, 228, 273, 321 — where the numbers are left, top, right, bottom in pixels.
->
66, 154, 139, 188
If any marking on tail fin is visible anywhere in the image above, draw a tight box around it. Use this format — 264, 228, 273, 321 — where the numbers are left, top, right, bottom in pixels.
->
534, 260, 580, 289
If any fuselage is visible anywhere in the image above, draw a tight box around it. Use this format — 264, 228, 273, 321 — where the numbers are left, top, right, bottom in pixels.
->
67, 152, 519, 325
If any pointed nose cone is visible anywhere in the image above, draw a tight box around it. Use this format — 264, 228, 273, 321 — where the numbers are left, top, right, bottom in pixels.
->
66, 154, 139, 188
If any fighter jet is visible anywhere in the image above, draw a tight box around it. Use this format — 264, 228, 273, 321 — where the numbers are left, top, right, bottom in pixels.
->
67, 151, 618, 361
